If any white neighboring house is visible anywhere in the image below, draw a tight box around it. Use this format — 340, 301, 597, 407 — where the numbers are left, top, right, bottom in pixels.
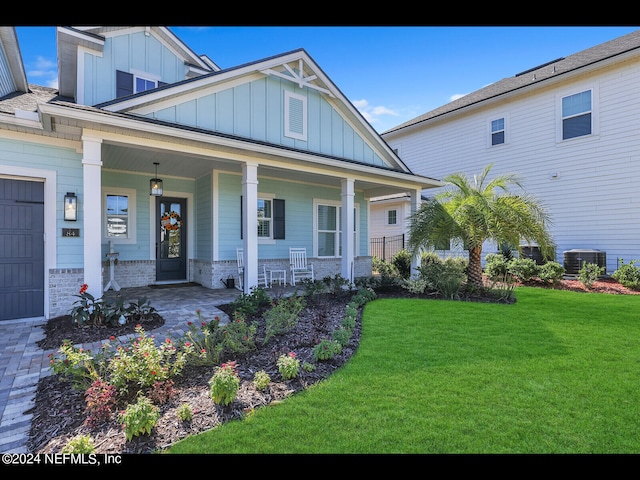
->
379, 29, 640, 275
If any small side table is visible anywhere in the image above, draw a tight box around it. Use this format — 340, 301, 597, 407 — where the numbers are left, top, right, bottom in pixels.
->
270, 269, 286, 286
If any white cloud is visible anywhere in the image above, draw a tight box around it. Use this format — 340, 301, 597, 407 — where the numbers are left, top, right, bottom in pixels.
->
449, 93, 467, 102
26, 56, 58, 89
352, 98, 399, 127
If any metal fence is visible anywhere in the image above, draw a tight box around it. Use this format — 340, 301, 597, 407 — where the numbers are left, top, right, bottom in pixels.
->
370, 234, 405, 262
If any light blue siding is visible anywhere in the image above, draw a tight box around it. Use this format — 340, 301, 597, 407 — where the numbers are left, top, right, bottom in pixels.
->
216, 172, 368, 261
144, 75, 389, 167
84, 30, 191, 105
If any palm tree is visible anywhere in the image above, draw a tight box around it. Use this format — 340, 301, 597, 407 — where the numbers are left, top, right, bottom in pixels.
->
407, 163, 555, 288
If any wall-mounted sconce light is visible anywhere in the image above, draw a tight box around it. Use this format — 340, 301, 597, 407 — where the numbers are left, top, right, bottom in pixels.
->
64, 192, 77, 221
150, 162, 163, 196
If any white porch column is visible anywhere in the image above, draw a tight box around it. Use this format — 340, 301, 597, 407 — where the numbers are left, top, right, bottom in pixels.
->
341, 178, 355, 283
409, 188, 422, 277
242, 162, 259, 293
82, 136, 103, 297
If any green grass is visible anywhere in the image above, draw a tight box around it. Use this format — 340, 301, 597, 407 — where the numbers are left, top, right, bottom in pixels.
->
166, 287, 640, 454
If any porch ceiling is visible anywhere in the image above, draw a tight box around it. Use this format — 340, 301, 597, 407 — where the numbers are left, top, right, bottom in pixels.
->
102, 143, 423, 198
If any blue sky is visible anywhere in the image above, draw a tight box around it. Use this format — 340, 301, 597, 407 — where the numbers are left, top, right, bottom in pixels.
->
14, 26, 640, 133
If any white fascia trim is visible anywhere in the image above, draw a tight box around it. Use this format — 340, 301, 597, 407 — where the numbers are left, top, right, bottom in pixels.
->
38, 103, 443, 190
0, 111, 43, 130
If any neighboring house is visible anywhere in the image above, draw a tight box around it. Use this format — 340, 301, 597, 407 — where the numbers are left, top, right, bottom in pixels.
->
379, 29, 640, 275
0, 26, 442, 321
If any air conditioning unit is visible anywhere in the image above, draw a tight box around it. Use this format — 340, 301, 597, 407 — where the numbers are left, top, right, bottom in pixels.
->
520, 245, 545, 265
563, 249, 606, 275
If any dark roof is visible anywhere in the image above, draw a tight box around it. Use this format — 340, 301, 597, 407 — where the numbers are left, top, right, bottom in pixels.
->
383, 29, 640, 134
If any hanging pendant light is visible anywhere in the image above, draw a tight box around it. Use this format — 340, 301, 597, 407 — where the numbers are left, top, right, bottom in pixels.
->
150, 162, 163, 196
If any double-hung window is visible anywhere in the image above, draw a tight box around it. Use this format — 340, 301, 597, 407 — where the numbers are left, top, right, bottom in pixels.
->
561, 89, 592, 140
257, 198, 272, 239
387, 209, 397, 226
491, 117, 505, 145
315, 201, 358, 257
103, 188, 136, 244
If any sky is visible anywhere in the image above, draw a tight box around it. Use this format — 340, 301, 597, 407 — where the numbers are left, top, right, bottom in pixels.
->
13, 25, 640, 134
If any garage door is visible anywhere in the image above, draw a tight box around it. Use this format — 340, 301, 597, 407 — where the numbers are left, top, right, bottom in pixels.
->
0, 178, 44, 320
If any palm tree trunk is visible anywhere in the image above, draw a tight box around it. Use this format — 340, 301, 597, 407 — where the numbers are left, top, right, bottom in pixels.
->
467, 246, 484, 288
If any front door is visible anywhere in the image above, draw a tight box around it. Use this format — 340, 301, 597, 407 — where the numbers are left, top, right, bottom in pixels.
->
156, 197, 186, 282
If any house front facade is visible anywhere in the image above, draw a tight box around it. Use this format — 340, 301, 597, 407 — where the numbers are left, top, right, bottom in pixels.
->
0, 26, 441, 321
379, 29, 640, 274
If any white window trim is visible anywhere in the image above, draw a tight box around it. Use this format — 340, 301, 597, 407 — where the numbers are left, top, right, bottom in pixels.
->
284, 90, 307, 141
556, 84, 599, 143
487, 114, 508, 148
258, 193, 276, 245
386, 208, 398, 226
312, 199, 359, 258
130, 69, 160, 94
102, 187, 137, 244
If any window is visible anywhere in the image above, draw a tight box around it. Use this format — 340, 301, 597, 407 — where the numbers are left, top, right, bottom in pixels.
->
491, 117, 505, 145
116, 70, 166, 98
103, 188, 136, 243
387, 209, 397, 225
562, 89, 592, 140
257, 198, 272, 238
284, 91, 307, 141
240, 196, 285, 241
314, 201, 358, 257
135, 76, 157, 93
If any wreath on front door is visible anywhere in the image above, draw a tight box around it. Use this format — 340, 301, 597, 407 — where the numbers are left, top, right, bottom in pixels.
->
160, 211, 183, 231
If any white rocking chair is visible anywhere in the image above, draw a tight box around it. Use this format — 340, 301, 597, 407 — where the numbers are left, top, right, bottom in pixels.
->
236, 248, 268, 289
289, 247, 315, 286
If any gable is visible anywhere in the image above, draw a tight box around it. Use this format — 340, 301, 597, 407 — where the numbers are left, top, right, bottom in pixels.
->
59, 26, 215, 104
109, 52, 402, 170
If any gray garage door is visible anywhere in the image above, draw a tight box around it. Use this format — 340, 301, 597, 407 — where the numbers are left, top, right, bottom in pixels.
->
0, 178, 44, 320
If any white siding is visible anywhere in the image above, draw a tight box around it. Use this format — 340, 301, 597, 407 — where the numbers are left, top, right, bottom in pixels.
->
383, 61, 640, 274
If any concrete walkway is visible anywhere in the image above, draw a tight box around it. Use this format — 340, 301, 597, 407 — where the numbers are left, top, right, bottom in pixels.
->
0, 283, 298, 453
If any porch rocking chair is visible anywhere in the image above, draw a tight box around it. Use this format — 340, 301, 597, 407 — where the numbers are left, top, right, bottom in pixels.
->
289, 247, 315, 286
236, 248, 268, 290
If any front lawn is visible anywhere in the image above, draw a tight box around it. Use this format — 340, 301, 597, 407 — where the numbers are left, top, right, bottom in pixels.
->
168, 286, 640, 454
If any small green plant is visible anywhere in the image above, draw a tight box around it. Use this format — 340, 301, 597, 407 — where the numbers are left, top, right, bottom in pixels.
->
119, 395, 160, 441
49, 340, 100, 391
70, 283, 108, 327
538, 261, 565, 285
276, 351, 300, 380
228, 287, 270, 317
61, 434, 96, 454
578, 261, 605, 289
177, 403, 193, 422
402, 277, 428, 295
484, 253, 512, 281
181, 313, 224, 366
508, 257, 539, 283
209, 361, 240, 406
332, 327, 352, 347
220, 313, 257, 355
392, 249, 412, 280
302, 361, 316, 372
253, 370, 271, 390
612, 259, 640, 289
264, 295, 306, 343
108, 325, 191, 396
84, 377, 117, 427
312, 338, 343, 361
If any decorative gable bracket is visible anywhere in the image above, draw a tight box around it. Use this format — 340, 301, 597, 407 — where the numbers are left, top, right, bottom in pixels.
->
261, 59, 334, 97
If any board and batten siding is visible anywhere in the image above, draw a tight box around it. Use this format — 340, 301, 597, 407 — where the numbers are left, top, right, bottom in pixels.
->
384, 61, 640, 273
82, 30, 189, 106
147, 74, 387, 168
